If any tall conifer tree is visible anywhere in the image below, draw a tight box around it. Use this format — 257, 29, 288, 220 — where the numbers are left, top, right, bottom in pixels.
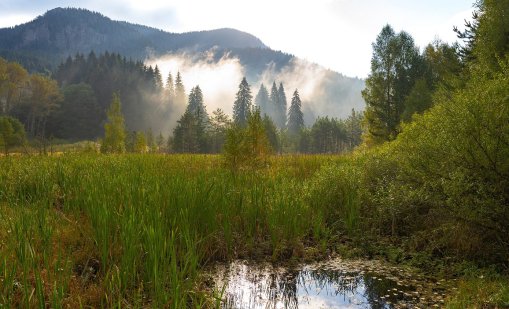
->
287, 89, 304, 135
277, 82, 287, 129
166, 72, 175, 103
174, 71, 186, 107
269, 82, 279, 123
255, 84, 270, 117
233, 77, 253, 127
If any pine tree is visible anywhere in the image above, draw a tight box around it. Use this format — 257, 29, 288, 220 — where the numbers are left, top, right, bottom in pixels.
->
269, 82, 279, 123
255, 84, 270, 117
154, 65, 163, 89
232, 77, 253, 127
361, 24, 421, 144
287, 89, 304, 135
277, 82, 287, 129
101, 93, 126, 153
344, 108, 363, 151
209, 108, 231, 153
175, 71, 186, 107
166, 72, 175, 103
173, 110, 199, 153
186, 86, 208, 125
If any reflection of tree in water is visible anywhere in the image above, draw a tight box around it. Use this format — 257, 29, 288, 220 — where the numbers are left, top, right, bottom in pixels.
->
268, 271, 299, 308
221, 264, 409, 309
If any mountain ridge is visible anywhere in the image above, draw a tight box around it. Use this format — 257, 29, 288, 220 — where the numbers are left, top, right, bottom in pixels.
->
0, 7, 268, 67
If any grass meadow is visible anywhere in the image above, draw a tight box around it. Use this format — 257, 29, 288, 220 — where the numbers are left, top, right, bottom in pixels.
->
0, 154, 346, 308
1, 153, 507, 308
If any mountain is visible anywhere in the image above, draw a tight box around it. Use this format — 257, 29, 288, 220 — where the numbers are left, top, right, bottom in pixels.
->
0, 7, 265, 55
0, 7, 365, 120
0, 8, 269, 71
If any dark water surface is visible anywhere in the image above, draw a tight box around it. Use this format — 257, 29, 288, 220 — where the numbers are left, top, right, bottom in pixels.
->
211, 258, 450, 308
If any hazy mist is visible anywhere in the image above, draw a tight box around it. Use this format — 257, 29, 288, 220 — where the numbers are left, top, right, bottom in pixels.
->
146, 50, 365, 129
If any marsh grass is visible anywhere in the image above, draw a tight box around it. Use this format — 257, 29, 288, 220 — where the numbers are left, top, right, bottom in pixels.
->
0, 154, 342, 307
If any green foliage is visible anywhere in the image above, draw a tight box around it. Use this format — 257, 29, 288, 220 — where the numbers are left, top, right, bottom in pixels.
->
100, 93, 126, 153
471, 0, 509, 73
362, 25, 422, 144
401, 78, 433, 122
175, 72, 187, 106
208, 108, 231, 153
263, 115, 279, 152
287, 89, 304, 135
232, 77, 253, 127
0, 154, 332, 307
344, 109, 363, 150
173, 87, 209, 153
423, 40, 462, 91
0, 116, 26, 154
309, 117, 347, 153
172, 111, 200, 153
0, 58, 29, 115
224, 109, 272, 170
255, 83, 270, 117
305, 160, 361, 233
165, 72, 175, 104
275, 82, 287, 129
133, 131, 147, 153
306, 9, 509, 267
23, 74, 63, 138
337, 59, 509, 263
54, 52, 178, 136
388, 63, 509, 261
186, 85, 209, 125
446, 276, 509, 308
49, 83, 102, 140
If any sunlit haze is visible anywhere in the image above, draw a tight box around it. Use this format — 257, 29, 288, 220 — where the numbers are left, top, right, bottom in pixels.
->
0, 0, 474, 78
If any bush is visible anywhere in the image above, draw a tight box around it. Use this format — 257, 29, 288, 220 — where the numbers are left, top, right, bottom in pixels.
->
0, 116, 26, 154
223, 110, 271, 171
308, 61, 509, 265
305, 159, 361, 234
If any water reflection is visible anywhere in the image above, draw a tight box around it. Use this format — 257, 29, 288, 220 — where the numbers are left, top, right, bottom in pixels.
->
214, 260, 424, 309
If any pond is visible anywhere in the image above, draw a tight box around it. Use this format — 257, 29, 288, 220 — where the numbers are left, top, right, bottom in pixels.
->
210, 258, 451, 308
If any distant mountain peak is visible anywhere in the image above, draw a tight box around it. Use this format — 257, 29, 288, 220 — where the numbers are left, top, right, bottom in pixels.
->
0, 7, 267, 60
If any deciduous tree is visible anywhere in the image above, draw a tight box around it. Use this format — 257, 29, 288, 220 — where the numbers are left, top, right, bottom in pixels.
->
101, 93, 126, 153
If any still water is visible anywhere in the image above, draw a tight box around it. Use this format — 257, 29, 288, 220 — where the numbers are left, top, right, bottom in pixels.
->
211, 258, 449, 308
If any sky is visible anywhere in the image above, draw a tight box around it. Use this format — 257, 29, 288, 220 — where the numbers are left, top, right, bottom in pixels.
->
0, 0, 474, 78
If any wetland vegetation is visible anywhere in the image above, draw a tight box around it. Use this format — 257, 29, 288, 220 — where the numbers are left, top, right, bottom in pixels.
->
1, 0, 509, 308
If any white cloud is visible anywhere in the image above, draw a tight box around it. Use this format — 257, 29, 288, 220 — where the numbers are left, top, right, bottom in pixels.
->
146, 52, 245, 115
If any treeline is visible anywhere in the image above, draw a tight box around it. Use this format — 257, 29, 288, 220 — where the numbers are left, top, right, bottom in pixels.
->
170, 76, 363, 154
0, 57, 61, 141
53, 52, 176, 137
0, 52, 176, 142
1, 51, 362, 154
